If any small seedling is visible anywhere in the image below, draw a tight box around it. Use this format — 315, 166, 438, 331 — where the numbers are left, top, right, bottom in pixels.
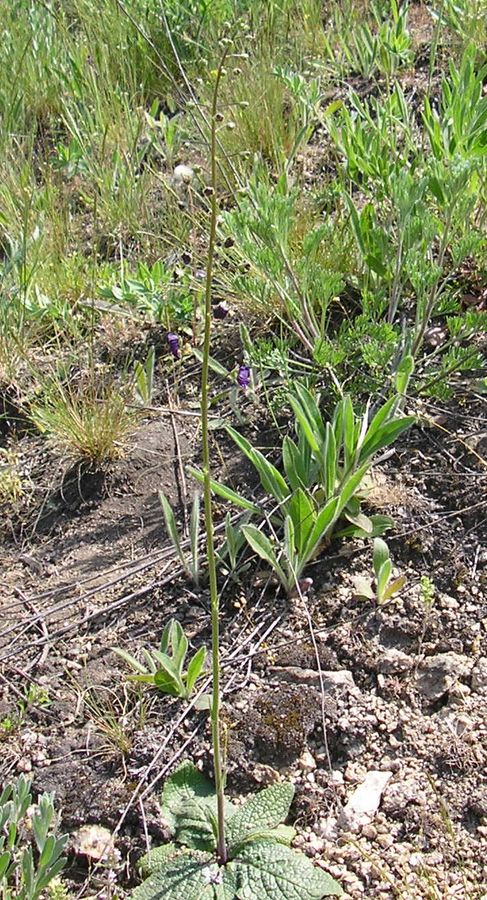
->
131, 761, 342, 899
115, 619, 207, 702
354, 538, 405, 603
419, 574, 435, 610
373, 537, 405, 603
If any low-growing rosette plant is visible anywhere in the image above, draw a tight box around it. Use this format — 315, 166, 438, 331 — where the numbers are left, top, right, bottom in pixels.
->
131, 762, 342, 899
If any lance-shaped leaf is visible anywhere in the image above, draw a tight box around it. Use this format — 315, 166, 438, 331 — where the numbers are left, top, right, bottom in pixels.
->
113, 647, 149, 675
286, 488, 315, 555
395, 354, 414, 395
301, 497, 339, 563
187, 466, 261, 515
284, 515, 297, 572
282, 436, 309, 491
241, 525, 289, 590
159, 493, 185, 563
153, 653, 185, 696
153, 669, 183, 697
376, 559, 393, 602
373, 538, 390, 577
336, 464, 369, 515
381, 574, 406, 602
288, 386, 324, 455
322, 422, 337, 498
342, 395, 357, 471
343, 510, 374, 535
185, 646, 207, 696
226, 425, 289, 503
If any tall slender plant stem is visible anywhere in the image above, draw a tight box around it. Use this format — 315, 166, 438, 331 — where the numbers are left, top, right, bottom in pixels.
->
201, 48, 230, 866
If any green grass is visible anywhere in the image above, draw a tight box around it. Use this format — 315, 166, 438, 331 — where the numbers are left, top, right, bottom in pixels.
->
0, 0, 484, 456
30, 379, 138, 464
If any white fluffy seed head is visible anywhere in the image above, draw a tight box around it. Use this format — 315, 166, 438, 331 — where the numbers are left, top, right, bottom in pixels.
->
173, 164, 194, 185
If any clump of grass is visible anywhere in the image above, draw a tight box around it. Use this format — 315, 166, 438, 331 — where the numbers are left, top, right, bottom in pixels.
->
0, 448, 24, 504
81, 683, 149, 761
30, 380, 137, 465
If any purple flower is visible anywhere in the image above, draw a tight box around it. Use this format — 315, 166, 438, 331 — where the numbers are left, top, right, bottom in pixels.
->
167, 332, 180, 359
237, 364, 250, 389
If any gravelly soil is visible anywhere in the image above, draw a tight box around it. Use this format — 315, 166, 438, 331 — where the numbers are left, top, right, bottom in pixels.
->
1, 392, 486, 898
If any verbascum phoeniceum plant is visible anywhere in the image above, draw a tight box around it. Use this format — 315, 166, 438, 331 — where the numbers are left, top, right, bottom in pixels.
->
130, 42, 343, 900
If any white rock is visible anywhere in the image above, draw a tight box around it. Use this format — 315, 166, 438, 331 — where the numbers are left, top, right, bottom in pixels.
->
269, 666, 356, 693
72, 825, 121, 866
415, 652, 473, 700
299, 749, 317, 772
378, 648, 413, 675
472, 657, 487, 692
338, 770, 392, 832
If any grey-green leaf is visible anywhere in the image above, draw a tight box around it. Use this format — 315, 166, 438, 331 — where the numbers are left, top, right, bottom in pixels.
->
186, 646, 206, 696
161, 762, 215, 832
187, 466, 261, 515
226, 783, 294, 849
137, 843, 179, 877
241, 525, 289, 590
372, 538, 389, 577
172, 797, 217, 852
225, 840, 343, 898
131, 849, 217, 900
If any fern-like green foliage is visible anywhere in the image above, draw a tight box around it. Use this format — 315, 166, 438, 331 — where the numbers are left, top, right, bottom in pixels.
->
131, 762, 342, 899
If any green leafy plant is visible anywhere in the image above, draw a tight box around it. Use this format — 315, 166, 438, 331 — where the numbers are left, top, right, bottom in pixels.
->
376, 0, 414, 77
419, 574, 436, 610
142, 101, 185, 168
0, 775, 68, 900
353, 537, 405, 603
331, 0, 414, 78
429, 0, 487, 55
99, 261, 194, 329
425, 48, 486, 160
219, 167, 347, 350
131, 761, 342, 899
192, 381, 414, 593
129, 43, 344, 899
52, 137, 89, 179
159, 491, 201, 586
115, 619, 207, 702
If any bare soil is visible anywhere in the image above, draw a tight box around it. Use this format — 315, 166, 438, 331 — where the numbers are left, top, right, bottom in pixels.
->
1, 388, 486, 898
